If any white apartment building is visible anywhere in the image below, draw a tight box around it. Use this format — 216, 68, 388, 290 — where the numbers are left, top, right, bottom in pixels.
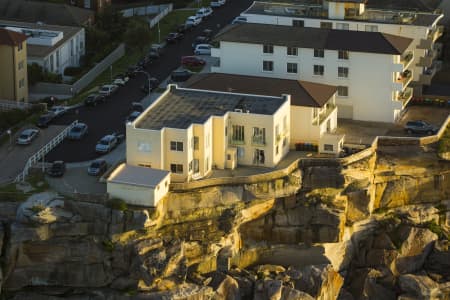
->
212, 23, 415, 123
187, 73, 343, 154
240, 0, 444, 87
126, 85, 291, 182
0, 20, 85, 75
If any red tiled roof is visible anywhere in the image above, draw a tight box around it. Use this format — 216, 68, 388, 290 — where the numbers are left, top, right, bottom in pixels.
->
0, 28, 27, 46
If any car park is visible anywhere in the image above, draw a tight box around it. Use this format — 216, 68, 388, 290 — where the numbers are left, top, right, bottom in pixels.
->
126, 111, 141, 124
192, 36, 210, 49
181, 56, 206, 67
88, 159, 108, 176
68, 123, 88, 140
166, 32, 184, 43
141, 77, 160, 93
196, 7, 213, 18
148, 44, 165, 60
36, 113, 54, 128
232, 16, 247, 24
47, 161, 66, 177
404, 120, 438, 135
84, 94, 106, 106
113, 74, 130, 86
194, 44, 212, 55
48, 106, 67, 117
202, 29, 213, 38
16, 128, 39, 145
211, 0, 225, 7
186, 16, 202, 27
95, 134, 118, 153
170, 69, 194, 82
99, 84, 119, 97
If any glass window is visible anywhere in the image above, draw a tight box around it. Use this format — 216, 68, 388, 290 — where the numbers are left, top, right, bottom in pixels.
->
314, 65, 324, 76
314, 49, 324, 58
337, 86, 349, 97
338, 67, 349, 78
336, 23, 349, 30
263, 44, 274, 54
18, 61, 24, 70
231, 125, 245, 142
193, 136, 199, 150
170, 164, 183, 174
252, 127, 266, 145
338, 50, 349, 60
292, 19, 304, 27
263, 60, 274, 72
253, 149, 265, 165
170, 141, 183, 151
324, 144, 334, 151
287, 63, 298, 73
287, 47, 298, 56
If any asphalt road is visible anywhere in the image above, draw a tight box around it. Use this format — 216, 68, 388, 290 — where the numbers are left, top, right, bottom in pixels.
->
46, 0, 253, 163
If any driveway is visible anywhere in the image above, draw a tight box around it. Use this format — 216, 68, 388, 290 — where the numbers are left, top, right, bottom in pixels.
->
46, 0, 254, 163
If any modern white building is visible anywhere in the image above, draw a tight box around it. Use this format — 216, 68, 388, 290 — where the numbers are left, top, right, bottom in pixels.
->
126, 84, 291, 182
212, 23, 415, 123
0, 20, 85, 75
187, 73, 343, 154
240, 0, 444, 88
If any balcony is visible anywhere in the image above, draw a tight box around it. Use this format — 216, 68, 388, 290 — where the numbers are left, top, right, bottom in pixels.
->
229, 139, 245, 146
400, 52, 414, 69
417, 26, 445, 49
394, 70, 413, 91
397, 87, 413, 107
252, 137, 266, 146
419, 61, 442, 85
312, 103, 337, 126
418, 50, 436, 67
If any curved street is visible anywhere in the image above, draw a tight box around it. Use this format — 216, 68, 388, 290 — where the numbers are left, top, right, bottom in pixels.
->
46, 0, 253, 163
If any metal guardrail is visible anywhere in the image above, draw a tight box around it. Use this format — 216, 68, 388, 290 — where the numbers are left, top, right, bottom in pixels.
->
15, 120, 79, 182
0, 100, 33, 111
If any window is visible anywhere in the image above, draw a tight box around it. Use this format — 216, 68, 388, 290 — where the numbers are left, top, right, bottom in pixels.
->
338, 67, 349, 78
170, 164, 183, 174
263, 60, 274, 72
287, 47, 298, 56
313, 65, 324, 76
324, 144, 334, 151
18, 42, 22, 51
137, 141, 151, 152
292, 19, 304, 27
18, 60, 24, 70
365, 25, 378, 32
227, 154, 231, 160
263, 44, 274, 54
314, 49, 324, 58
320, 22, 332, 29
287, 63, 298, 73
336, 23, 349, 30
338, 50, 349, 60
170, 141, 183, 151
231, 125, 245, 143
252, 127, 266, 145
253, 149, 265, 165
19, 78, 25, 88
193, 136, 199, 150
193, 159, 199, 173
337, 86, 349, 97
237, 147, 245, 158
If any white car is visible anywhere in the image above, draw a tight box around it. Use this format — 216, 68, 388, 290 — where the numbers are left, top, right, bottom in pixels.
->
48, 106, 67, 117
113, 77, 129, 87
16, 128, 39, 145
196, 7, 213, 18
95, 134, 118, 153
186, 16, 202, 27
194, 44, 212, 55
232, 16, 247, 24
211, 0, 225, 7
99, 84, 119, 97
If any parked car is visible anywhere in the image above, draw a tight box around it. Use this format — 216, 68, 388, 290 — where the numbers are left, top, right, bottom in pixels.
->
126, 111, 141, 124
137, 55, 152, 68
231, 16, 247, 24
196, 7, 213, 18
202, 29, 213, 38
211, 0, 225, 7
95, 134, 118, 153
68, 122, 88, 140
113, 74, 130, 86
181, 56, 206, 67
112, 132, 125, 144
186, 15, 202, 27
166, 32, 184, 43
404, 120, 438, 135
192, 36, 210, 49
36, 113, 54, 128
170, 69, 194, 82
194, 44, 212, 55
48, 106, 67, 117
148, 44, 165, 59
16, 128, 39, 145
84, 94, 106, 106
99, 84, 119, 97
47, 161, 66, 177
141, 77, 160, 93
88, 159, 108, 176
175, 23, 192, 33
131, 102, 144, 113
126, 65, 143, 78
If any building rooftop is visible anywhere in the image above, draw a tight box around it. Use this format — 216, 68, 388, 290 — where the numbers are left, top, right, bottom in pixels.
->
0, 27, 26, 46
135, 85, 287, 130
243, 1, 442, 27
187, 73, 336, 108
0, 0, 93, 27
215, 23, 413, 55
108, 164, 170, 189
0, 19, 82, 58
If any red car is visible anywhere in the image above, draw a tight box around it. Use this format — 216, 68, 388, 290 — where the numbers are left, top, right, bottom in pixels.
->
181, 56, 206, 67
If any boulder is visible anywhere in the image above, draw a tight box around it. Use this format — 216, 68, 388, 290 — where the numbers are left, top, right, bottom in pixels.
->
362, 269, 396, 300
256, 265, 286, 277
346, 190, 370, 224
293, 264, 343, 299
209, 272, 240, 300
323, 241, 354, 272
280, 287, 314, 300
398, 273, 441, 299
16, 192, 60, 223
424, 240, 450, 282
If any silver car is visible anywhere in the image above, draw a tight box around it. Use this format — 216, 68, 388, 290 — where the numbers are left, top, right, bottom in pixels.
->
68, 123, 88, 140
16, 128, 39, 145
95, 135, 118, 153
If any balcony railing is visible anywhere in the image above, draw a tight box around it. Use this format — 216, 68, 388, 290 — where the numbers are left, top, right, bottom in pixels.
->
312, 104, 337, 126
395, 70, 412, 88
229, 138, 245, 146
252, 137, 266, 146
401, 52, 413, 66
397, 87, 413, 106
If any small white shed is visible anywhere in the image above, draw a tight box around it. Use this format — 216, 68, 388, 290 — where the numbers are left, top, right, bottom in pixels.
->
107, 164, 170, 207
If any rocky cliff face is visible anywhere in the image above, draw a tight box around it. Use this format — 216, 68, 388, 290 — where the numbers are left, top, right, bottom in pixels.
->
0, 144, 448, 299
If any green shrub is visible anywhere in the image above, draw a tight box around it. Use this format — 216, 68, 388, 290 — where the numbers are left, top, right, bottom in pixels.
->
64, 67, 83, 76
426, 220, 447, 239
102, 239, 115, 252
107, 198, 128, 211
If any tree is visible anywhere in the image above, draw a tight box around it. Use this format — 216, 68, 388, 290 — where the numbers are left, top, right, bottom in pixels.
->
124, 20, 151, 52
95, 6, 128, 42
27, 63, 44, 85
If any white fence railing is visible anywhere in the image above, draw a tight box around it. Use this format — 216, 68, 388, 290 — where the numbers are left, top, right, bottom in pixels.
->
0, 100, 33, 111
121, 4, 172, 18
15, 120, 79, 182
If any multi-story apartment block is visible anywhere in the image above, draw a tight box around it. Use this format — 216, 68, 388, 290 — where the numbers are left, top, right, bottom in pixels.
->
187, 73, 343, 153
212, 23, 414, 123
240, 0, 444, 89
126, 85, 291, 182
0, 28, 28, 102
0, 20, 85, 75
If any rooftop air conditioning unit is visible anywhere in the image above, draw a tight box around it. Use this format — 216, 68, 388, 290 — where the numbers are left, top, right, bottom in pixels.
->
234, 108, 243, 113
